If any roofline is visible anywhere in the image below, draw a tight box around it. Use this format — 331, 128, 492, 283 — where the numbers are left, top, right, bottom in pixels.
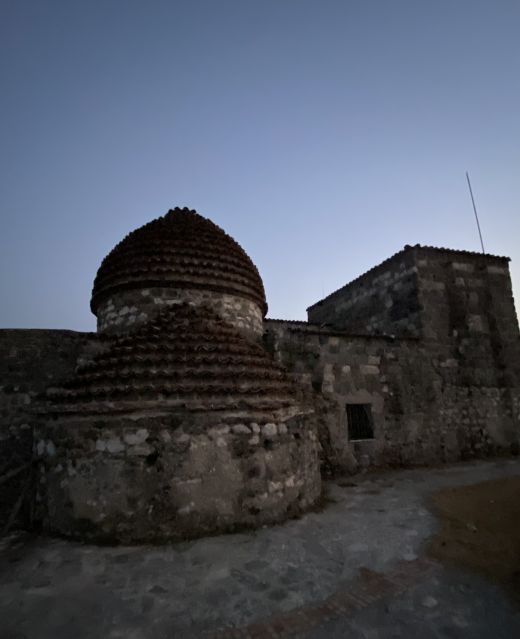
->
306, 244, 511, 311
264, 318, 420, 341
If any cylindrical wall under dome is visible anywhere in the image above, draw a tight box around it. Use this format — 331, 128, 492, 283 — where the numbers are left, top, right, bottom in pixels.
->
37, 304, 321, 543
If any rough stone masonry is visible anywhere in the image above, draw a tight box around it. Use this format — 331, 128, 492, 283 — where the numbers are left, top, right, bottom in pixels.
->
1, 209, 519, 542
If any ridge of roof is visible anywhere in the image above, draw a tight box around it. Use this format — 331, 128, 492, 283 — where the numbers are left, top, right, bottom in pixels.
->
264, 318, 310, 325
307, 244, 510, 311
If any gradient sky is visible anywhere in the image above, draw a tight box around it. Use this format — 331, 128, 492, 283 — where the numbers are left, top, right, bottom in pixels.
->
1, 0, 519, 331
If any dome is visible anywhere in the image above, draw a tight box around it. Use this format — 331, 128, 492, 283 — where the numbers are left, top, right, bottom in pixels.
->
90, 207, 267, 316
47, 303, 297, 419
37, 208, 321, 544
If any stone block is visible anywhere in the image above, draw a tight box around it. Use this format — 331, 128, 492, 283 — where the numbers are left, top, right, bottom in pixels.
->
360, 365, 379, 375
262, 423, 277, 438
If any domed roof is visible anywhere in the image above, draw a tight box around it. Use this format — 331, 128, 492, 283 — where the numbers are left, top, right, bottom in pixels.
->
46, 304, 297, 420
90, 207, 267, 315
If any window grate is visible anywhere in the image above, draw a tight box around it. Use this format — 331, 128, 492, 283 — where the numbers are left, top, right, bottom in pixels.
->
347, 404, 374, 440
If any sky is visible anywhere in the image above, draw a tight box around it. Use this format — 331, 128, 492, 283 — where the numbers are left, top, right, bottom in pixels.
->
1, 0, 519, 331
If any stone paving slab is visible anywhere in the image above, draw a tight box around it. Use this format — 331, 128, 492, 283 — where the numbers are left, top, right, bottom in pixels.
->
209, 557, 439, 638
1, 459, 519, 638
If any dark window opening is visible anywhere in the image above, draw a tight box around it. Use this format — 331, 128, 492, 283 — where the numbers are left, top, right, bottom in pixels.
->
347, 404, 374, 440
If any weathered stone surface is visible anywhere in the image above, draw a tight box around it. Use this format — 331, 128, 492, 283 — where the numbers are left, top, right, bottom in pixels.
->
2, 216, 519, 548
266, 246, 520, 473
0, 329, 99, 530
96, 287, 264, 339
35, 413, 321, 543
29, 299, 322, 542
307, 247, 421, 336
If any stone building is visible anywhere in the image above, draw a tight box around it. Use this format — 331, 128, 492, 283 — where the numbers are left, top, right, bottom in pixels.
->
267, 244, 520, 473
1, 208, 519, 542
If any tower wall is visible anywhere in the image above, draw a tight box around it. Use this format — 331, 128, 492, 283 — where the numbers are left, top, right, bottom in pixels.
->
307, 248, 421, 337
35, 411, 320, 543
416, 248, 520, 376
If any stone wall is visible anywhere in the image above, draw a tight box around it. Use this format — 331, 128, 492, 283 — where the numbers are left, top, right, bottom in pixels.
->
265, 320, 520, 473
96, 287, 264, 339
415, 249, 520, 457
0, 329, 98, 531
307, 248, 421, 336
415, 248, 520, 373
3, 243, 519, 541
35, 412, 321, 543
299, 246, 520, 472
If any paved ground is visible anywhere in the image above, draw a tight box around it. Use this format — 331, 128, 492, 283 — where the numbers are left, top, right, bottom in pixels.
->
1, 459, 520, 639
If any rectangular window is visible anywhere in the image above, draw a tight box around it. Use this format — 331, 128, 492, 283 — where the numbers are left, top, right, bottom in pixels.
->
347, 404, 374, 440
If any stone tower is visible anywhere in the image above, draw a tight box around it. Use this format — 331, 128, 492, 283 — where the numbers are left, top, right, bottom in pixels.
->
36, 208, 321, 543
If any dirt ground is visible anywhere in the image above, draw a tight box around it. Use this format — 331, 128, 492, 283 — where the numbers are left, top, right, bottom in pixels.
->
429, 475, 520, 601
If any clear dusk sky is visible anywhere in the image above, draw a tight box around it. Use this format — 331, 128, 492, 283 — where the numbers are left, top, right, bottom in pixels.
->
1, 0, 519, 331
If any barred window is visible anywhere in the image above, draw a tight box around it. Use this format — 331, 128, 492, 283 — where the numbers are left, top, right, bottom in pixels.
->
347, 404, 374, 440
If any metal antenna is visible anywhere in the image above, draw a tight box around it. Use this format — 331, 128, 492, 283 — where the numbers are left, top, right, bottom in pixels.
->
465, 171, 485, 253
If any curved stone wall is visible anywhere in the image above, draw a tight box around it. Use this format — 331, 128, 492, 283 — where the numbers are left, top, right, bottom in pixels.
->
35, 413, 321, 543
96, 288, 264, 339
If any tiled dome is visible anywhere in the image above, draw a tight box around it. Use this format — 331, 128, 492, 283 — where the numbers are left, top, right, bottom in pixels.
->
90, 207, 267, 315
47, 304, 297, 419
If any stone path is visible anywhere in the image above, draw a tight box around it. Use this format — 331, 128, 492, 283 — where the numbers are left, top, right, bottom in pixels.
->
209, 556, 439, 638
1, 459, 520, 638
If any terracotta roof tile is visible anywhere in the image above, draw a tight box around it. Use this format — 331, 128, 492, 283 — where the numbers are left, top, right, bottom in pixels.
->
46, 304, 297, 416
91, 207, 267, 314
